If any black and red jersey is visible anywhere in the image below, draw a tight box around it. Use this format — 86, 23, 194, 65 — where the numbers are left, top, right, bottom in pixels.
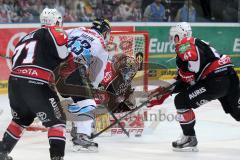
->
10, 26, 70, 84
175, 37, 233, 84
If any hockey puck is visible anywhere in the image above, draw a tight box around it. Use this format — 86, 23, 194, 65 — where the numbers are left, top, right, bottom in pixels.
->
135, 134, 142, 137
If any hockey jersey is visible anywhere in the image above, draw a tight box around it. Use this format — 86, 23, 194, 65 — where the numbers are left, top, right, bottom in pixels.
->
10, 26, 69, 84
175, 37, 234, 84
66, 27, 109, 88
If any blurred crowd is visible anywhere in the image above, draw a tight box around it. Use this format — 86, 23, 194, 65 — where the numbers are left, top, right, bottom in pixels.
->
0, 0, 239, 23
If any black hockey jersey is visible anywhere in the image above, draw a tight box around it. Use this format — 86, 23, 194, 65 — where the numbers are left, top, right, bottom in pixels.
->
10, 26, 69, 84
175, 37, 233, 84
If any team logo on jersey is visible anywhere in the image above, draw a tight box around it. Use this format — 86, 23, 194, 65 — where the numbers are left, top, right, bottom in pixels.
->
178, 42, 191, 54
189, 87, 206, 100
11, 110, 19, 119
36, 112, 48, 122
196, 99, 209, 106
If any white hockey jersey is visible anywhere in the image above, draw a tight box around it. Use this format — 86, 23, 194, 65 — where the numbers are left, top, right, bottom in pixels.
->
66, 27, 109, 88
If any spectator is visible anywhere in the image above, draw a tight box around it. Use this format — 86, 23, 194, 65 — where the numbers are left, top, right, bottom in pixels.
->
200, 0, 214, 21
222, 0, 238, 22
0, 0, 9, 23
64, 6, 77, 22
175, 0, 196, 22
101, 3, 114, 21
113, 0, 134, 21
143, 0, 166, 22
74, 0, 95, 22
131, 0, 142, 21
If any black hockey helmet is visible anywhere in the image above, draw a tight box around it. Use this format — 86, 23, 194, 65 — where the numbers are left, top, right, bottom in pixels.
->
91, 18, 111, 35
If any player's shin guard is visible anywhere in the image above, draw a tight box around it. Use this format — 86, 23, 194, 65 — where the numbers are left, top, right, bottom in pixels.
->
48, 124, 66, 159
1, 120, 25, 153
74, 120, 93, 137
176, 109, 196, 136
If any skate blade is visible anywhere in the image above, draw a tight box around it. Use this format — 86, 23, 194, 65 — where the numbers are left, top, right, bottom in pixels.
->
172, 146, 199, 152
72, 145, 98, 153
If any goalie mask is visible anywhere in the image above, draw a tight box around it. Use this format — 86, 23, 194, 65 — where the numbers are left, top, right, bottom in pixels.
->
112, 54, 138, 82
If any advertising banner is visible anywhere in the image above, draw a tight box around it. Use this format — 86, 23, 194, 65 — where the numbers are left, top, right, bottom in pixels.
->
136, 26, 240, 68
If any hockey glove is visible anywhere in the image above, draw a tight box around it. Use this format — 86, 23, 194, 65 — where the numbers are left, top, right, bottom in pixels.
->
147, 86, 172, 108
178, 69, 195, 84
147, 93, 171, 108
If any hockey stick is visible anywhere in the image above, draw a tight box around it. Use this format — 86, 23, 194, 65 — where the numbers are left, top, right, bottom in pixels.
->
109, 112, 130, 137
90, 81, 179, 139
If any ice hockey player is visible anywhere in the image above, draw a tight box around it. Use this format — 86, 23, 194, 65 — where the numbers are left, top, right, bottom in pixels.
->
0, 8, 70, 160
61, 54, 139, 152
99, 54, 138, 115
57, 20, 138, 151
148, 22, 240, 152
57, 18, 111, 152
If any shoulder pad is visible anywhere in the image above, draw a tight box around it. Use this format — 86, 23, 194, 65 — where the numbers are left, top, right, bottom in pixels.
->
180, 37, 195, 44
49, 27, 68, 46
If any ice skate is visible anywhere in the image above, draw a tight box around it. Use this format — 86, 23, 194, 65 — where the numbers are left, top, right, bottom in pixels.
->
72, 134, 98, 153
0, 142, 12, 160
172, 135, 198, 152
0, 152, 12, 160
51, 156, 64, 160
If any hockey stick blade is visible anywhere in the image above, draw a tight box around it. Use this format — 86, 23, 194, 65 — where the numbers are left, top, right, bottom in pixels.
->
91, 81, 179, 139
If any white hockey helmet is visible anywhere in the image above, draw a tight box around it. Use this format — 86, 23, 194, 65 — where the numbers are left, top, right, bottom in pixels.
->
169, 22, 192, 43
40, 8, 63, 27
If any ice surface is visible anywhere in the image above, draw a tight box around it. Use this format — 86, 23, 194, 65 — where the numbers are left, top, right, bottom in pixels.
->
0, 94, 240, 160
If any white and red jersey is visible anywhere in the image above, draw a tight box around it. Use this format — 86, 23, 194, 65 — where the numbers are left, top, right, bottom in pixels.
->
66, 27, 109, 88
175, 37, 234, 84
10, 26, 69, 84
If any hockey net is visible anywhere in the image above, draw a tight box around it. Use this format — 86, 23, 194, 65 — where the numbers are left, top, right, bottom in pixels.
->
27, 31, 149, 136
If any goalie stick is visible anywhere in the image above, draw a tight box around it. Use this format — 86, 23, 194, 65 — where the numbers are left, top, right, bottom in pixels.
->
90, 80, 179, 139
